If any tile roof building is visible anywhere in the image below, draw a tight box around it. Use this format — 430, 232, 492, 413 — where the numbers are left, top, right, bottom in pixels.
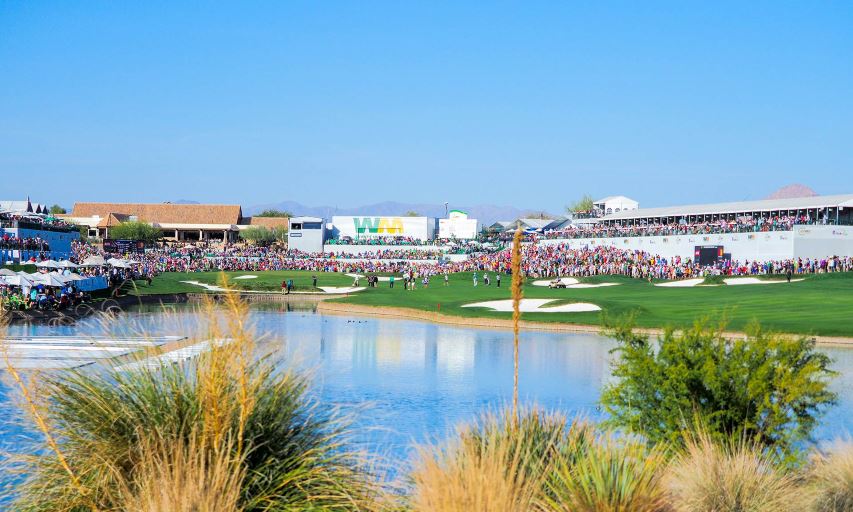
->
63, 202, 287, 242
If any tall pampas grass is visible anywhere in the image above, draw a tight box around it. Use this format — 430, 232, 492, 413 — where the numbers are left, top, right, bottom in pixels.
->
510, 228, 523, 424
664, 432, 805, 512
1, 276, 380, 511
808, 441, 853, 512
408, 408, 596, 512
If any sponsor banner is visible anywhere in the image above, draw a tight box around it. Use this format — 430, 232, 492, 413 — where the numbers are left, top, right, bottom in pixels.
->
333, 216, 434, 240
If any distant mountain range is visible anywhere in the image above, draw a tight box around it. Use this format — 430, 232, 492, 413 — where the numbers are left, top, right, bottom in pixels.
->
244, 201, 556, 226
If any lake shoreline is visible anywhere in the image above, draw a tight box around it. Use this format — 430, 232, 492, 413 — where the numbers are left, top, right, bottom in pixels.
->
316, 300, 853, 347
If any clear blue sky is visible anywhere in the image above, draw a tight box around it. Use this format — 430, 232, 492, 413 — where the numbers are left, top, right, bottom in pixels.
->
1, 1, 851, 212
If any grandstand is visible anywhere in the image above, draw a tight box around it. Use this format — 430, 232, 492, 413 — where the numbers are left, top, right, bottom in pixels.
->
597, 194, 853, 226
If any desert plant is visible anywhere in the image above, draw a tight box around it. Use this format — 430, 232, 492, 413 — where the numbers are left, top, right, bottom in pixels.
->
808, 441, 853, 512
665, 432, 805, 512
540, 435, 669, 512
601, 317, 837, 456
2, 279, 379, 511
510, 228, 523, 423
408, 409, 595, 512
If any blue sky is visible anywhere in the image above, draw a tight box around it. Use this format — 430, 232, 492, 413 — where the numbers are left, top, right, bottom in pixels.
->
1, 2, 851, 212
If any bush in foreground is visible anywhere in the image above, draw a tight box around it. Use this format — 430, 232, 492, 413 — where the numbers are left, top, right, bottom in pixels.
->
808, 441, 853, 512
408, 409, 669, 512
601, 317, 837, 456
664, 432, 805, 512
2, 289, 379, 511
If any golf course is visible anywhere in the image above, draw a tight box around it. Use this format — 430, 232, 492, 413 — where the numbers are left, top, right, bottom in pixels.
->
130, 270, 853, 338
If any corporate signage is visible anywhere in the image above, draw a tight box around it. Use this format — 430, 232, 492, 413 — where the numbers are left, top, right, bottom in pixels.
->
332, 216, 434, 240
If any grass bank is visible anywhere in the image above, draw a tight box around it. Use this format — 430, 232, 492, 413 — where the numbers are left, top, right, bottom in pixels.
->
131, 270, 853, 337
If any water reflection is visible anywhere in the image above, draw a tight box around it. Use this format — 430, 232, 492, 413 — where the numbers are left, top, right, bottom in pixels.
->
3, 307, 852, 462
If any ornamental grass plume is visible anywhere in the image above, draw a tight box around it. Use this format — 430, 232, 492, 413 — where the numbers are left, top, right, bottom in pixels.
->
808, 440, 853, 512
1, 276, 381, 511
539, 434, 669, 512
407, 408, 596, 512
664, 432, 806, 512
510, 227, 523, 424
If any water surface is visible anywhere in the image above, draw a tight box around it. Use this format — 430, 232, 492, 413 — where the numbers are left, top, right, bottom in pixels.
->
3, 305, 852, 463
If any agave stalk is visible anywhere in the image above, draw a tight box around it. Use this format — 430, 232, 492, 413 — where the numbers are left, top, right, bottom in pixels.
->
511, 228, 523, 425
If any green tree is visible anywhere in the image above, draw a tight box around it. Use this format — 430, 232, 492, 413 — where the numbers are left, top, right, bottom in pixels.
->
256, 209, 292, 218
108, 221, 162, 242
601, 318, 836, 456
404, 210, 420, 217
239, 226, 277, 244
566, 194, 594, 213
48, 204, 67, 214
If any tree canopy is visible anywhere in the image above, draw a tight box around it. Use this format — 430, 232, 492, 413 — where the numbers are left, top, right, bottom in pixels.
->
256, 209, 292, 218
108, 221, 162, 242
404, 211, 420, 217
48, 204, 67, 214
601, 318, 836, 457
239, 226, 287, 245
566, 194, 594, 213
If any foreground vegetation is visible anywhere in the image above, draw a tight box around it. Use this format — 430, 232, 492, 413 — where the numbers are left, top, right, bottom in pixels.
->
132, 270, 853, 337
2, 285, 850, 510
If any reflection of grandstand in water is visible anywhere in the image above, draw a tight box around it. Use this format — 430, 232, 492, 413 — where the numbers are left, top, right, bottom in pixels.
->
436, 328, 476, 377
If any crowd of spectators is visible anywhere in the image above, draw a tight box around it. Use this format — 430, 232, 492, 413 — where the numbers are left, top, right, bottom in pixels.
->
537, 215, 814, 240
0, 234, 50, 251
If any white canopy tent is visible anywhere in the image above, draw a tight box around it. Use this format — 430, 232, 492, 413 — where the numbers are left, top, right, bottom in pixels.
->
58, 260, 79, 269
34, 260, 61, 269
28, 273, 67, 287
0, 268, 17, 277
107, 258, 133, 269
1, 274, 34, 287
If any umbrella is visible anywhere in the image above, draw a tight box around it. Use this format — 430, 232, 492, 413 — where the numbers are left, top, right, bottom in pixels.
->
34, 260, 61, 269
0, 268, 17, 276
80, 255, 106, 267
107, 258, 132, 269
58, 260, 79, 269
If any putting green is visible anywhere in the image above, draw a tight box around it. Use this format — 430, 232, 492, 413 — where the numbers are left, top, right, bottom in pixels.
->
131, 270, 853, 337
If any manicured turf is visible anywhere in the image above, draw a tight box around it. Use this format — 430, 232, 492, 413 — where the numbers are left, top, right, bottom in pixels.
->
133, 270, 853, 337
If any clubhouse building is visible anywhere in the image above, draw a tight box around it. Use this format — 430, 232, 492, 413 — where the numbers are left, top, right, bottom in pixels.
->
64, 202, 288, 242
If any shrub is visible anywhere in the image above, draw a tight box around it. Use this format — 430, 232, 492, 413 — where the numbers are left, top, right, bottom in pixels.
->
541, 435, 669, 512
408, 409, 592, 512
2, 280, 379, 511
665, 433, 805, 512
601, 318, 837, 456
808, 441, 853, 512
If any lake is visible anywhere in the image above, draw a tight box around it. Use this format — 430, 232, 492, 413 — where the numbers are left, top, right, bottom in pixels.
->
2, 304, 852, 464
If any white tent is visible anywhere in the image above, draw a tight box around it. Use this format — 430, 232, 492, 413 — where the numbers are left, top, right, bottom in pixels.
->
34, 260, 61, 269
0, 268, 17, 276
58, 260, 79, 269
2, 274, 34, 287
28, 273, 67, 287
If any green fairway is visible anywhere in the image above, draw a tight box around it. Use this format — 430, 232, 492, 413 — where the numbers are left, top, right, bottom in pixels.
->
132, 270, 853, 337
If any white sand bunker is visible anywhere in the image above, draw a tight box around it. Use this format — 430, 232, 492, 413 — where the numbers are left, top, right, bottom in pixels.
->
532, 277, 579, 287
345, 273, 398, 282
463, 299, 600, 313
532, 278, 620, 289
181, 280, 227, 291
655, 278, 705, 288
233, 275, 258, 280
318, 286, 366, 294
724, 277, 804, 286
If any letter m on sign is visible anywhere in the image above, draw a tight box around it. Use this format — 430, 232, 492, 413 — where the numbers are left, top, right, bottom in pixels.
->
353, 217, 380, 234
